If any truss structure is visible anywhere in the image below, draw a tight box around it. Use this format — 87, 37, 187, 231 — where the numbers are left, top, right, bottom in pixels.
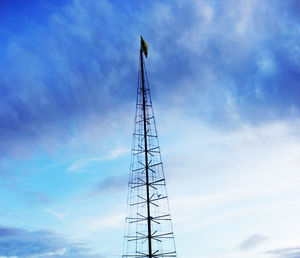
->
122, 47, 176, 258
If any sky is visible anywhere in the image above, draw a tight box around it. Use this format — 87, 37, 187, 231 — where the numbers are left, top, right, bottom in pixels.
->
0, 0, 300, 257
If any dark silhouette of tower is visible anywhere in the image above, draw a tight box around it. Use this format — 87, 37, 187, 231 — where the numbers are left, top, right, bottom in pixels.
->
122, 37, 177, 258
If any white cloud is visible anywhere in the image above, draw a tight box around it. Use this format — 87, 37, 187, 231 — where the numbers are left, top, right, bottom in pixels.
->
239, 234, 269, 250
45, 208, 66, 220
155, 108, 300, 257
67, 146, 129, 173
87, 213, 124, 231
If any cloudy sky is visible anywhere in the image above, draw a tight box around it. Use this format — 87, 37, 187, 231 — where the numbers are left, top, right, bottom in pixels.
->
1, 0, 300, 257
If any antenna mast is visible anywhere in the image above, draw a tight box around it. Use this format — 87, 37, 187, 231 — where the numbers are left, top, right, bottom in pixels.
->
140, 48, 153, 257
123, 37, 176, 258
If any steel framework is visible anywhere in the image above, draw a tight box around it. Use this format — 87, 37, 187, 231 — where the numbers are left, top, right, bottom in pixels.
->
122, 43, 176, 258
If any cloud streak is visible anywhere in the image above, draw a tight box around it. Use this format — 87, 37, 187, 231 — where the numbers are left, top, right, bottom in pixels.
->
239, 234, 269, 250
67, 146, 128, 173
266, 246, 300, 258
0, 225, 101, 257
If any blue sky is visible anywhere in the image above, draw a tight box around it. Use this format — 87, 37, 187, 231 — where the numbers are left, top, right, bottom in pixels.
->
0, 0, 300, 257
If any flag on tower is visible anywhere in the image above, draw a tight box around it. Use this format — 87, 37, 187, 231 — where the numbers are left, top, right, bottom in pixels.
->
141, 36, 148, 58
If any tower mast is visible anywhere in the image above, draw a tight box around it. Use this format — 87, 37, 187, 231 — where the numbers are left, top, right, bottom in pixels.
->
140, 47, 153, 257
123, 37, 176, 258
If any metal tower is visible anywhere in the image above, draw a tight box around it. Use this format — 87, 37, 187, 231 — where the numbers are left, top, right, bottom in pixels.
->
122, 37, 177, 258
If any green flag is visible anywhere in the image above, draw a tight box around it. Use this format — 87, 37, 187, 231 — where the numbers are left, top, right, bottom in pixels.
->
141, 36, 148, 58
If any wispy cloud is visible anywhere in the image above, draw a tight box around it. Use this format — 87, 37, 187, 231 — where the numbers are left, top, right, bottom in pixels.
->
87, 213, 124, 232
67, 146, 128, 173
92, 175, 127, 194
266, 246, 300, 258
0, 225, 101, 257
239, 234, 269, 250
45, 208, 66, 220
